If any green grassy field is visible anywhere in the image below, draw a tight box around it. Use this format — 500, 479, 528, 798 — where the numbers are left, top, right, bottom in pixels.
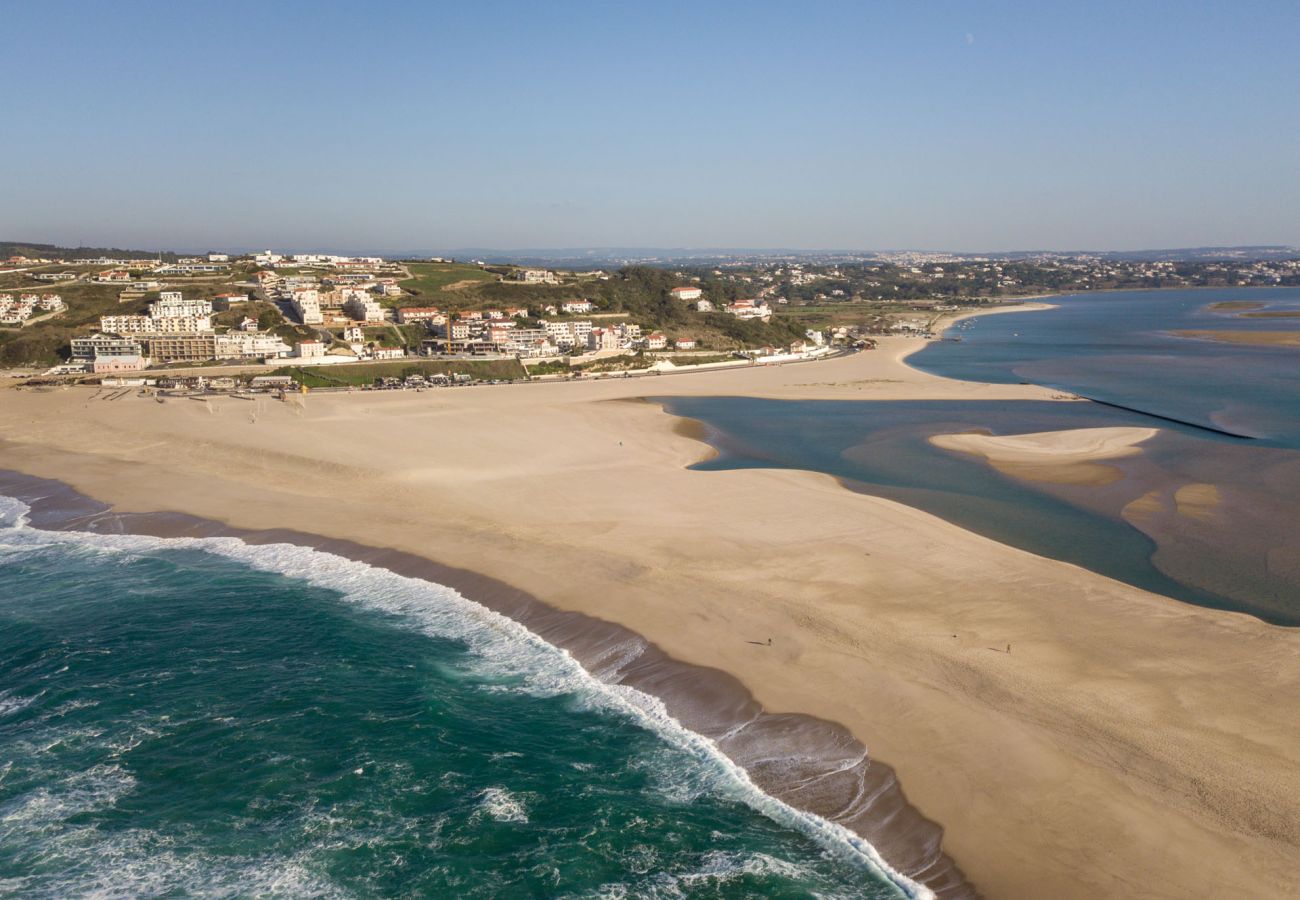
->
398, 262, 496, 299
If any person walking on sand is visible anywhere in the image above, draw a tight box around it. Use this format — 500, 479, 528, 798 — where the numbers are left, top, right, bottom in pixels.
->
1007, 643, 1011, 654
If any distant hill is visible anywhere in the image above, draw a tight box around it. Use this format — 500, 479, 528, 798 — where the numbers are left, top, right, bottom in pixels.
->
432, 245, 1300, 267
1090, 246, 1299, 262
1, 241, 180, 262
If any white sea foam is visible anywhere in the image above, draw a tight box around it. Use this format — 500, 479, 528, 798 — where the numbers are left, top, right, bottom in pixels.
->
476, 787, 530, 824
0, 494, 929, 900
0, 688, 43, 719
0, 762, 136, 837
0, 494, 29, 529
576, 850, 862, 900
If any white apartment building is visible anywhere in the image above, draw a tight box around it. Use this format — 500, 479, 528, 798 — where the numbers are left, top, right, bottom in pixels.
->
517, 269, 557, 284
725, 299, 771, 321
291, 289, 323, 325
669, 286, 703, 302
542, 319, 593, 349
343, 294, 384, 323
99, 315, 155, 334
149, 295, 212, 318
215, 332, 293, 359
150, 315, 213, 333
561, 300, 594, 314
102, 311, 212, 334
71, 333, 144, 361
395, 307, 443, 325
483, 325, 556, 357
587, 327, 622, 351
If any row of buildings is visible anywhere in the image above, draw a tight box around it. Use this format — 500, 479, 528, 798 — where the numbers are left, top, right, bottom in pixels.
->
426, 315, 679, 357
0, 293, 65, 327
252, 251, 395, 271
257, 270, 400, 326
688, 295, 773, 321
72, 293, 294, 373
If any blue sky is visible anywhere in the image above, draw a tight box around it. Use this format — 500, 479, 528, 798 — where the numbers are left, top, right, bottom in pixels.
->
2, 1, 1297, 252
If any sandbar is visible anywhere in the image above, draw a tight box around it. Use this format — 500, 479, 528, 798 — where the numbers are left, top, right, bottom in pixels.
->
1173, 329, 1300, 347
928, 425, 1158, 485
1207, 301, 1266, 311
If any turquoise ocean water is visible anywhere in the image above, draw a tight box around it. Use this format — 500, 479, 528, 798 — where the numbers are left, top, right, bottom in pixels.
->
0, 497, 911, 898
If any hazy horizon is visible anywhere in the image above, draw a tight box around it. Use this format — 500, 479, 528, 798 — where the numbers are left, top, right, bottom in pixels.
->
6, 240, 1297, 261
3, 1, 1297, 251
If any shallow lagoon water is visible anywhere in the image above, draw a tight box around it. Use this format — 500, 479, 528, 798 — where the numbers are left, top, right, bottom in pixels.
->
665, 289, 1300, 625
910, 287, 1300, 448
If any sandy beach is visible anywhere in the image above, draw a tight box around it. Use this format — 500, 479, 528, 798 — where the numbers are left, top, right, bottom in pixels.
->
2, 321, 1298, 898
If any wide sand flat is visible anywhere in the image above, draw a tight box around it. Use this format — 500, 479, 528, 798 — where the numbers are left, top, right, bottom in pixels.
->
1, 324, 1298, 899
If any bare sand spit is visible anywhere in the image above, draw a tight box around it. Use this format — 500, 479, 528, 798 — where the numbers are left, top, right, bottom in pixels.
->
1173, 328, 1300, 347
929, 425, 1159, 464
928, 426, 1159, 485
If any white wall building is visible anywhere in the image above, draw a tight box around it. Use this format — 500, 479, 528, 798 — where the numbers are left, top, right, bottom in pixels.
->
395, 307, 443, 325
517, 269, 557, 284
149, 296, 213, 319
343, 294, 384, 323
291, 289, 323, 325
542, 319, 593, 349
99, 315, 155, 334
215, 333, 293, 359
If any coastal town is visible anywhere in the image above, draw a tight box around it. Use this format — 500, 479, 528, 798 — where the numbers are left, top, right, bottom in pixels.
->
7, 241, 1296, 392
0, 246, 859, 388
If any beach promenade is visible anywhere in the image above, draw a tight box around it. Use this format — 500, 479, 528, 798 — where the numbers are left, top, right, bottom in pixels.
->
1, 320, 1297, 898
